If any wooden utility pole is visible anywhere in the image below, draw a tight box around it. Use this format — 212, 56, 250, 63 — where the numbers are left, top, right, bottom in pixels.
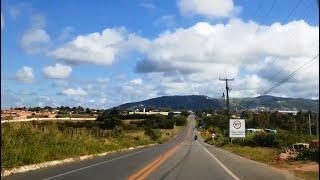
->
317, 114, 319, 138
219, 78, 234, 119
309, 113, 312, 136
219, 77, 234, 143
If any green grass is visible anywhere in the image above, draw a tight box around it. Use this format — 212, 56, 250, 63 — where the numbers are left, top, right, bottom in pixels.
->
223, 144, 279, 164
222, 144, 319, 179
1, 122, 182, 169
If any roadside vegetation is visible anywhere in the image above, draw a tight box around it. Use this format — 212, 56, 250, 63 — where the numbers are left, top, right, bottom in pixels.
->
196, 110, 319, 179
1, 110, 188, 170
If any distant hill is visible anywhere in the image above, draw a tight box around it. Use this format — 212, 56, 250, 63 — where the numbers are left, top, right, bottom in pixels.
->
116, 95, 223, 111
230, 95, 319, 112
115, 95, 319, 112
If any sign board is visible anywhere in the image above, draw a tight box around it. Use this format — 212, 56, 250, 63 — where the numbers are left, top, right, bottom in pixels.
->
212, 133, 216, 138
229, 119, 245, 138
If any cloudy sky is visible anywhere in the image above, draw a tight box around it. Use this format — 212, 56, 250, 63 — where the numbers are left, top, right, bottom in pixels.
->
1, 0, 319, 109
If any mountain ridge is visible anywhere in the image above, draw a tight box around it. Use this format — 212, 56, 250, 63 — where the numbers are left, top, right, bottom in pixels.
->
114, 95, 319, 112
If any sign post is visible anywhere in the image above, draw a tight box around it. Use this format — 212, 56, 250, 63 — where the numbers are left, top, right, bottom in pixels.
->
212, 133, 216, 142
229, 119, 245, 138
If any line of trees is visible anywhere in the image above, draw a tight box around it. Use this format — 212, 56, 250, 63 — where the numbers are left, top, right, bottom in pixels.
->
197, 110, 318, 136
96, 109, 189, 130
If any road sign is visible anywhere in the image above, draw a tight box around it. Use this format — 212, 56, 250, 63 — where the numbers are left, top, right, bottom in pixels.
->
212, 133, 216, 138
229, 119, 245, 138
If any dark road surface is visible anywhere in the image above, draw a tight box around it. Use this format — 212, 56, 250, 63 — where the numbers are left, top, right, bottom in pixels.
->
3, 115, 295, 180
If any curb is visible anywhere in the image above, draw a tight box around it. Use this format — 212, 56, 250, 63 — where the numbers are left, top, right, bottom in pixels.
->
1, 143, 156, 177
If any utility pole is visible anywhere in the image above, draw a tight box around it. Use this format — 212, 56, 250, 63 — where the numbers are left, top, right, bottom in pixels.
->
219, 78, 234, 119
316, 114, 319, 138
219, 77, 234, 143
309, 113, 312, 136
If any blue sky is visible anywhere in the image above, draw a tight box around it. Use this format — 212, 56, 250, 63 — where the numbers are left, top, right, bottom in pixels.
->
1, 0, 319, 109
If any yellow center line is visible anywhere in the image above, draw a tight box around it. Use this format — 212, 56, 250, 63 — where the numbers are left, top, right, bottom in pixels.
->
127, 121, 192, 180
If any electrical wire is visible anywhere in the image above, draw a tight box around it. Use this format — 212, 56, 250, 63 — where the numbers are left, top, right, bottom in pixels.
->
239, 54, 319, 109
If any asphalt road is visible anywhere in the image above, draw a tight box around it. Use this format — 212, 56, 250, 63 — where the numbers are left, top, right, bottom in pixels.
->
3, 115, 295, 180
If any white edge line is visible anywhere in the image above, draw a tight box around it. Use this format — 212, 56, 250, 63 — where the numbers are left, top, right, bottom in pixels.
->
43, 148, 150, 180
197, 141, 240, 180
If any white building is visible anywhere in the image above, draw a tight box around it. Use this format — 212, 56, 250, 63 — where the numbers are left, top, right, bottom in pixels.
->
278, 110, 298, 116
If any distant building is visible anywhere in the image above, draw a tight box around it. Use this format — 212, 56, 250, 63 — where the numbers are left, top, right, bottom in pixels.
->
278, 110, 297, 116
231, 114, 241, 119
246, 128, 263, 133
173, 111, 181, 115
128, 111, 169, 116
1, 109, 57, 120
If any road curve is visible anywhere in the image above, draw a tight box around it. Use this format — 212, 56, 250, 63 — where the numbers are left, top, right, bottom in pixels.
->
3, 115, 294, 180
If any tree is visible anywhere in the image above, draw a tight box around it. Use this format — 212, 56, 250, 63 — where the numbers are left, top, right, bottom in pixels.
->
173, 115, 187, 126
144, 114, 174, 129
96, 109, 122, 129
77, 106, 84, 113
168, 112, 174, 119
181, 110, 190, 117
85, 108, 92, 114
104, 116, 121, 129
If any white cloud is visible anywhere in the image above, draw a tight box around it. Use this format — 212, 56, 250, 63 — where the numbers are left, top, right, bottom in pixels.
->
153, 15, 175, 27
131, 78, 142, 85
49, 27, 150, 65
135, 19, 318, 98
44, 19, 320, 101
99, 97, 107, 104
30, 15, 46, 28
58, 27, 74, 41
119, 83, 157, 103
96, 77, 108, 83
21, 28, 50, 54
8, 2, 32, 19
140, 2, 156, 9
21, 15, 50, 54
16, 66, 34, 83
178, 0, 236, 18
137, 20, 318, 77
43, 63, 72, 79
61, 88, 87, 96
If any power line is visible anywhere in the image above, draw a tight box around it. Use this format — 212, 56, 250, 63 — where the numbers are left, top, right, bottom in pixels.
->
222, 0, 278, 79
285, 0, 304, 22
240, 54, 319, 109
252, 0, 264, 20
261, 54, 319, 95
255, 0, 315, 94
255, 0, 306, 77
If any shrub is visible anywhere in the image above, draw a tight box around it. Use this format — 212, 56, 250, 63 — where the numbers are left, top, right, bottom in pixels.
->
144, 115, 174, 129
232, 132, 279, 148
144, 128, 161, 141
111, 126, 123, 138
103, 117, 121, 129
234, 134, 258, 147
296, 148, 319, 162
181, 110, 190, 117
252, 132, 279, 147
173, 115, 187, 126
214, 135, 228, 147
205, 137, 213, 145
